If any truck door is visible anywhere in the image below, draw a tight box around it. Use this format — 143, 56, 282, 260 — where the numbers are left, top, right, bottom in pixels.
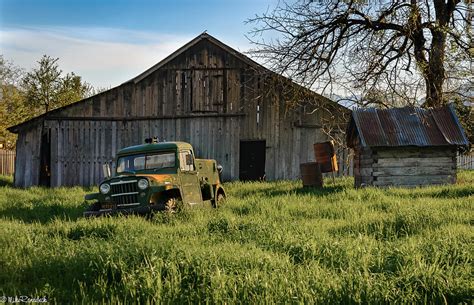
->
178, 150, 202, 205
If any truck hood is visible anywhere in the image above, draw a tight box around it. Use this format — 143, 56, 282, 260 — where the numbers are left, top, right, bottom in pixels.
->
138, 174, 174, 184
103, 174, 177, 187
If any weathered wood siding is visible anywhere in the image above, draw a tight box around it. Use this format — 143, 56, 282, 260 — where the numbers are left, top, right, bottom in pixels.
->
13, 38, 347, 187
353, 147, 374, 187
42, 117, 240, 186
13, 125, 42, 187
353, 146, 457, 188
37, 114, 333, 186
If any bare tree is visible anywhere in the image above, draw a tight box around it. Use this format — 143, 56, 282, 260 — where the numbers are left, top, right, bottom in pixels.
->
247, 0, 473, 108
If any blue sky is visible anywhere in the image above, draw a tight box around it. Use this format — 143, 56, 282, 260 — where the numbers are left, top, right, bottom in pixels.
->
0, 0, 277, 88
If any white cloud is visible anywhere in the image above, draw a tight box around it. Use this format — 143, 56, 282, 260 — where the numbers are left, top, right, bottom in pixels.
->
0, 26, 194, 88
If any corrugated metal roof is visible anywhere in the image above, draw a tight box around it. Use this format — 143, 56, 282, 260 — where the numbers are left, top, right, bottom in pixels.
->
347, 104, 469, 148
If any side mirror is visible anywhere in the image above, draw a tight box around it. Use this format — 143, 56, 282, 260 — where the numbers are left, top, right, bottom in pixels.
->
186, 154, 194, 166
102, 163, 112, 179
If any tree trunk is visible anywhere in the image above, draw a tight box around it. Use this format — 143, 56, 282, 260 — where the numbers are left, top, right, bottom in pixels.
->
411, 0, 454, 108
424, 1, 449, 108
424, 55, 445, 108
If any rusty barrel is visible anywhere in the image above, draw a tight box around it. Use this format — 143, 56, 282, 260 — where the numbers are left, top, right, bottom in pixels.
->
300, 162, 323, 187
314, 141, 338, 173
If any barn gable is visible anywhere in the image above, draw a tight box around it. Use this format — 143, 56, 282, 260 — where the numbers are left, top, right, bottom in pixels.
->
132, 33, 259, 83
9, 33, 349, 187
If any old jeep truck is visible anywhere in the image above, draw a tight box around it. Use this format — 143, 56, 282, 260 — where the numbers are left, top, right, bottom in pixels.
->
84, 141, 225, 217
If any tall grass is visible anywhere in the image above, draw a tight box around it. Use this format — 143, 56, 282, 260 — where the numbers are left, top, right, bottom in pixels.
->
0, 172, 472, 304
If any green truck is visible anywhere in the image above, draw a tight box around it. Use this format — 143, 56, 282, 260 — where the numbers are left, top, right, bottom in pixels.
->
84, 141, 226, 217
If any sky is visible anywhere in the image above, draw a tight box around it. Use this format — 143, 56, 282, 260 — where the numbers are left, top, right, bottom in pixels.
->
0, 0, 277, 88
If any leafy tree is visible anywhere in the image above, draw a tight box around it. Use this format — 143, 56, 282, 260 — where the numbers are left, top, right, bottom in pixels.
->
22, 55, 92, 116
1, 55, 94, 148
0, 56, 26, 149
452, 98, 474, 147
248, 0, 473, 108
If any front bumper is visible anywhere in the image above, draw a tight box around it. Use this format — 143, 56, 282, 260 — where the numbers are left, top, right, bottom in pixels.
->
83, 183, 175, 217
83, 204, 167, 217
84, 206, 145, 217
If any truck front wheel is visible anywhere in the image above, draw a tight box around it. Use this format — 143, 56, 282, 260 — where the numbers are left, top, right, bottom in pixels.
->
165, 198, 183, 213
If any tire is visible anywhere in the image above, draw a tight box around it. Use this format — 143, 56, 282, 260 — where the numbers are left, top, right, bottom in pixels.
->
164, 198, 182, 213
212, 193, 225, 208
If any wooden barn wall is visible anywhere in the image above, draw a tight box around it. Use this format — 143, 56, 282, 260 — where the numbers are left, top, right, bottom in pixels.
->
353, 146, 457, 187
14, 124, 42, 187
43, 117, 239, 186
29, 114, 333, 186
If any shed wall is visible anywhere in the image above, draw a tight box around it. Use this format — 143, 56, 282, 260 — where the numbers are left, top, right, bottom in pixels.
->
353, 146, 457, 187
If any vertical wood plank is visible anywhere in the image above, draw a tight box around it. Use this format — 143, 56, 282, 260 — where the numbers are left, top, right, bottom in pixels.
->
112, 121, 117, 158
100, 120, 106, 182
49, 121, 58, 187
94, 121, 100, 184
78, 120, 85, 185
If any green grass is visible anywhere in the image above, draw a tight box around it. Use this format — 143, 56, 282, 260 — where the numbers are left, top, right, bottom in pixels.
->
0, 172, 473, 304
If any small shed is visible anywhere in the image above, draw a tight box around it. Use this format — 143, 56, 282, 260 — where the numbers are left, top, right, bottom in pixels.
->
346, 105, 469, 187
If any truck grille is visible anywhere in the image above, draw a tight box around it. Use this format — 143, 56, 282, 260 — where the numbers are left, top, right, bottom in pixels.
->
110, 180, 140, 207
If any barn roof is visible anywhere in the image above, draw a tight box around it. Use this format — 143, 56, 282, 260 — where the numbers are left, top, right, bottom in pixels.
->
346, 104, 469, 148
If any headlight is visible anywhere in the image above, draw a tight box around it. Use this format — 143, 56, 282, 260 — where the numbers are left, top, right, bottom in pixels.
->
100, 183, 110, 194
138, 179, 149, 190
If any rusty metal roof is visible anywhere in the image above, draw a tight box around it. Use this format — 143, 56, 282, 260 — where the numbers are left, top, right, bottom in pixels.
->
346, 104, 469, 148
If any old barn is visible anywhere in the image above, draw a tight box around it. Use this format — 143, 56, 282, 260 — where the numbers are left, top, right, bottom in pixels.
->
9, 33, 349, 187
347, 105, 469, 187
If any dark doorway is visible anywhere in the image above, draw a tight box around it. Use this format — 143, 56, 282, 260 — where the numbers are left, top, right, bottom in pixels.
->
39, 131, 51, 187
239, 140, 266, 181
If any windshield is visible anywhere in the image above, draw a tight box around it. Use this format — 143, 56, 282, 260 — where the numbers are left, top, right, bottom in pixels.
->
116, 152, 176, 174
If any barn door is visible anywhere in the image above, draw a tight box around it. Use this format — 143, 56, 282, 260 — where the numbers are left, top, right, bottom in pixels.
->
39, 130, 51, 187
239, 140, 266, 181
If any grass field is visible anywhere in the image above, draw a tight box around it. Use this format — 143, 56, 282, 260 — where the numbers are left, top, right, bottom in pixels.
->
0, 172, 473, 304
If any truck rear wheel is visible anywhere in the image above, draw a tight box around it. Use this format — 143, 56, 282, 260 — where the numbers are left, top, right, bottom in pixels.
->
212, 193, 225, 208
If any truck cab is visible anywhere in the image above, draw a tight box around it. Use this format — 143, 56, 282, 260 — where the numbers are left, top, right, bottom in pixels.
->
84, 141, 225, 217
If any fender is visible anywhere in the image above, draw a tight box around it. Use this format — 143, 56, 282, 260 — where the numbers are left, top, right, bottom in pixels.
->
213, 184, 226, 198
